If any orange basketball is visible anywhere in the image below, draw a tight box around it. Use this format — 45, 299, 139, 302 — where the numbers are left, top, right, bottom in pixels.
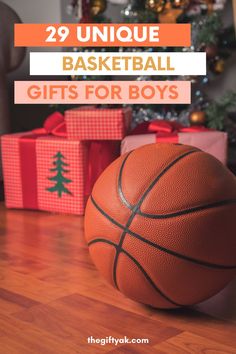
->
84, 143, 236, 308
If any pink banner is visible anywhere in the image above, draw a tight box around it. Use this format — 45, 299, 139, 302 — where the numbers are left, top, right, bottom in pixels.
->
15, 81, 191, 105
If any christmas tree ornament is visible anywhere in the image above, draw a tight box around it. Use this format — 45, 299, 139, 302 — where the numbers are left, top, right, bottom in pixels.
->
158, 0, 183, 23
214, 58, 225, 74
186, 1, 202, 16
145, 0, 166, 14
121, 0, 138, 22
205, 44, 218, 58
80, 0, 91, 22
189, 111, 206, 125
90, 0, 107, 16
172, 0, 189, 9
206, 0, 214, 13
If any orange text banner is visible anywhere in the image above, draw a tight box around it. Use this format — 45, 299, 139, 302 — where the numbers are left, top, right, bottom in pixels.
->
14, 23, 191, 47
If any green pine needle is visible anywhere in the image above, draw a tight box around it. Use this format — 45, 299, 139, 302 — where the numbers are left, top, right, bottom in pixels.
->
206, 91, 236, 130
196, 13, 222, 46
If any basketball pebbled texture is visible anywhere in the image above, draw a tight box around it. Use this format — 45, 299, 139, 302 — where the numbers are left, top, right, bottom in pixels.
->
84, 143, 236, 308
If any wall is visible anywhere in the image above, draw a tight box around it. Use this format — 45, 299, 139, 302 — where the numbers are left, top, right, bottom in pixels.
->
3, 0, 62, 131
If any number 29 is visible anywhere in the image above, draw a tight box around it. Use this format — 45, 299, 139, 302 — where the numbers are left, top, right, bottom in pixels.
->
45, 26, 69, 43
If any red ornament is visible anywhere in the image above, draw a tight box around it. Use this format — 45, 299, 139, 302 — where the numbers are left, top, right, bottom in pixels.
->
205, 44, 218, 59
80, 0, 91, 23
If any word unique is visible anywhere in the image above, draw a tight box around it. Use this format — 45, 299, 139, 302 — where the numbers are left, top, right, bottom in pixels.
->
75, 25, 159, 43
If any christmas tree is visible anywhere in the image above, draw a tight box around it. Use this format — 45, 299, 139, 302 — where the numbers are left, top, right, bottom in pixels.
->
47, 152, 73, 198
65, 0, 236, 141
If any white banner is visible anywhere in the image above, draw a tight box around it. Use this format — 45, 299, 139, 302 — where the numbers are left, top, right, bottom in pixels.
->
30, 52, 206, 76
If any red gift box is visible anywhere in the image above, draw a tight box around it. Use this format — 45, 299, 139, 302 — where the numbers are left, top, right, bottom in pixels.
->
1, 112, 120, 215
65, 107, 132, 140
121, 120, 228, 165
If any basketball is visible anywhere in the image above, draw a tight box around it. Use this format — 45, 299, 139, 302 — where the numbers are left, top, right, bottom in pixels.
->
84, 143, 236, 308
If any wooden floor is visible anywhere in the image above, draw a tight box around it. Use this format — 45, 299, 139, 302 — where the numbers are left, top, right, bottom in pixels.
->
0, 204, 236, 354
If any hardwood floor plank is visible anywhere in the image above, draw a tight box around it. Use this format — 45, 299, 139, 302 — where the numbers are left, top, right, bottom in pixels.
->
71, 280, 154, 318
0, 288, 40, 315
149, 308, 236, 349
35, 264, 105, 292
108, 344, 158, 353
0, 297, 25, 315
0, 329, 81, 354
52, 293, 181, 344
0, 288, 40, 308
0, 269, 73, 303
72, 277, 236, 349
0, 312, 98, 354
154, 331, 236, 354
13, 303, 124, 353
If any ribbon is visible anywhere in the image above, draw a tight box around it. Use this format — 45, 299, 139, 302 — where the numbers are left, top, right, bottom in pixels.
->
131, 120, 210, 143
32, 111, 66, 137
19, 112, 65, 209
19, 135, 38, 209
85, 140, 120, 199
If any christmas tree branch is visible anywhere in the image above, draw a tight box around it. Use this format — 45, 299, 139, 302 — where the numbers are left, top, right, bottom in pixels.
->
206, 91, 236, 130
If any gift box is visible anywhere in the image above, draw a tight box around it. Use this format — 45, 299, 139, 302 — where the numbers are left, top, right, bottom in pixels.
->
65, 106, 132, 140
1, 112, 120, 215
2, 133, 88, 214
121, 120, 228, 165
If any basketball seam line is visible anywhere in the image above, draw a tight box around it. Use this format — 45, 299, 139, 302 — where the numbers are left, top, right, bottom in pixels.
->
113, 150, 198, 289
129, 199, 236, 219
88, 238, 182, 306
112, 209, 136, 288
118, 149, 199, 211
90, 195, 236, 270
118, 149, 236, 217
118, 152, 134, 209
